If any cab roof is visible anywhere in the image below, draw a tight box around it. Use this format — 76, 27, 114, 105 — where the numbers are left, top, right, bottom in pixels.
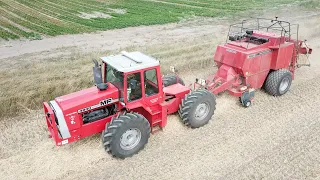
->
100, 51, 160, 72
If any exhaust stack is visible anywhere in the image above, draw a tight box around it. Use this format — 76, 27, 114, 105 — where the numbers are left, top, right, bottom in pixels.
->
92, 59, 108, 91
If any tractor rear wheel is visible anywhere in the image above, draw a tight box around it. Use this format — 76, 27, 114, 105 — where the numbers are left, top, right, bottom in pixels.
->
264, 69, 292, 96
163, 74, 185, 87
101, 112, 151, 159
178, 90, 216, 128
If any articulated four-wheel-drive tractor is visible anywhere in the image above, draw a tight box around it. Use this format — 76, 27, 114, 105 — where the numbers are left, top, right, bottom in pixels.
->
44, 51, 215, 158
43, 18, 312, 159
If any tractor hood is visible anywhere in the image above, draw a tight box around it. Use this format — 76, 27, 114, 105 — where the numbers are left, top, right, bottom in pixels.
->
52, 83, 119, 115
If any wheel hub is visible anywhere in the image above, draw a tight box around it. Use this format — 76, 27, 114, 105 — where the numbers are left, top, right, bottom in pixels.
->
120, 128, 141, 150
279, 77, 290, 93
195, 102, 210, 121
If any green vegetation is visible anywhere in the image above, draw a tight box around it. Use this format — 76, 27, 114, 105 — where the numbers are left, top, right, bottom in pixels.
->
300, 0, 320, 8
0, 0, 305, 40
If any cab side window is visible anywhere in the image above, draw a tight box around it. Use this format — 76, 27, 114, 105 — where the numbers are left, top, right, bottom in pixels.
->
144, 69, 159, 96
127, 72, 142, 102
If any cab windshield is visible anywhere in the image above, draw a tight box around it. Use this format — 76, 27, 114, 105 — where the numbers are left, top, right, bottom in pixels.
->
106, 64, 124, 99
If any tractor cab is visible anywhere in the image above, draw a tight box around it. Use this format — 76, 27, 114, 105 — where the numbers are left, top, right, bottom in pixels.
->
97, 51, 164, 107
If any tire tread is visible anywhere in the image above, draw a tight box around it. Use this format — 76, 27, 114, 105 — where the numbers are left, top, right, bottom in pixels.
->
163, 74, 185, 87
265, 69, 292, 96
178, 90, 216, 128
101, 112, 151, 158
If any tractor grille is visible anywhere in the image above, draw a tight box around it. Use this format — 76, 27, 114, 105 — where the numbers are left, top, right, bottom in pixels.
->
49, 102, 63, 138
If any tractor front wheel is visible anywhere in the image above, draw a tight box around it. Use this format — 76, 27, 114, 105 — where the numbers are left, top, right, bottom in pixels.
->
101, 113, 151, 159
179, 90, 216, 128
264, 69, 292, 96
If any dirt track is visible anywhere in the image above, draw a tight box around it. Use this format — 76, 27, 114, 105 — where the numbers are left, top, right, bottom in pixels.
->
1, 5, 320, 180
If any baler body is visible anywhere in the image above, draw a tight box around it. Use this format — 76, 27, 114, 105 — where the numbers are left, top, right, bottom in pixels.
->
197, 18, 312, 100
213, 31, 294, 92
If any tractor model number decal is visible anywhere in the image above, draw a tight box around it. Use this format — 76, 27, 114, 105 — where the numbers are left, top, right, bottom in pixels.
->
78, 98, 119, 113
248, 49, 272, 59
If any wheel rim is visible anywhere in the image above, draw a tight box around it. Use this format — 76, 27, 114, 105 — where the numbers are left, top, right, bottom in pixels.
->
120, 128, 141, 150
245, 101, 251, 107
194, 102, 210, 121
279, 77, 290, 93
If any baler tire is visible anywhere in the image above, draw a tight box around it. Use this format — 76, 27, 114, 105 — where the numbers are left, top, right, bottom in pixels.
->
163, 74, 185, 87
178, 90, 216, 128
101, 112, 151, 159
264, 69, 292, 96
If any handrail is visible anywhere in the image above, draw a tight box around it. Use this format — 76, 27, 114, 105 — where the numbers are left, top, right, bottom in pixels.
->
226, 17, 299, 44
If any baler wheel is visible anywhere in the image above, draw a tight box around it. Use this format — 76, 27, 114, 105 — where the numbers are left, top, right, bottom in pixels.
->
178, 90, 216, 128
101, 112, 151, 159
163, 74, 185, 87
264, 69, 292, 96
242, 99, 251, 108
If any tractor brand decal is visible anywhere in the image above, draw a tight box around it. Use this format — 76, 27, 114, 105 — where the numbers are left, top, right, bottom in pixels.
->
248, 49, 272, 59
100, 98, 115, 106
78, 98, 119, 113
226, 48, 237, 54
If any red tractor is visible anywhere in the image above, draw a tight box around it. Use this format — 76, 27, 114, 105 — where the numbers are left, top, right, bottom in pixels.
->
43, 51, 216, 158
194, 17, 312, 107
